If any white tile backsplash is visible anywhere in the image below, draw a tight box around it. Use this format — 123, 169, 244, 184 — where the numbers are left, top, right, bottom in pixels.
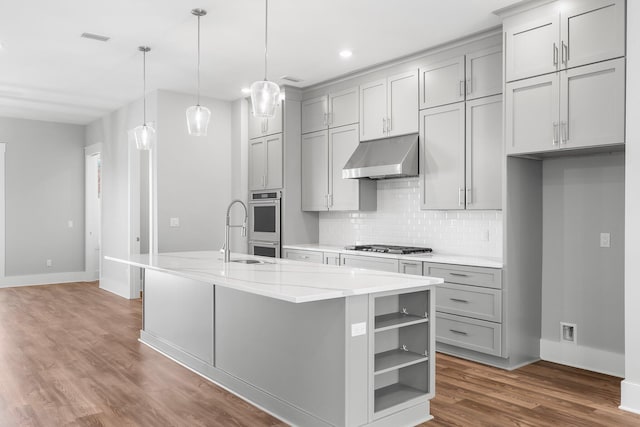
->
319, 177, 503, 257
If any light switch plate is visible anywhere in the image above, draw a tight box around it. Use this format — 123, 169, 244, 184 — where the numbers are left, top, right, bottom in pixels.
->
170, 217, 180, 227
351, 322, 366, 337
600, 233, 611, 248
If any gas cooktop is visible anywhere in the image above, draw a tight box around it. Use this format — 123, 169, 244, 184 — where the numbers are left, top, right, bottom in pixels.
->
344, 244, 433, 255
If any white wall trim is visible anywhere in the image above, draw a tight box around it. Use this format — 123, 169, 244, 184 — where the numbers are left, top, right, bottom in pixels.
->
85, 143, 103, 281
540, 339, 624, 378
0, 271, 93, 288
620, 380, 640, 414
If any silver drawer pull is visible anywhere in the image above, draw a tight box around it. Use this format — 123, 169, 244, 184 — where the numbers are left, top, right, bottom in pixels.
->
449, 273, 468, 277
449, 329, 468, 336
450, 298, 469, 303
301, 256, 309, 259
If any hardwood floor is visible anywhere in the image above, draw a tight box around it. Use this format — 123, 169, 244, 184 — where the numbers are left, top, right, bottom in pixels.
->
1, 282, 639, 426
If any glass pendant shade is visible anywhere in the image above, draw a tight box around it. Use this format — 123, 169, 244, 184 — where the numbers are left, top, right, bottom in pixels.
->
186, 104, 211, 136
132, 123, 156, 150
250, 80, 280, 118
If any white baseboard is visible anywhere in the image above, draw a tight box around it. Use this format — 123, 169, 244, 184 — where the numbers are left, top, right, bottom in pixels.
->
0, 271, 93, 288
620, 380, 640, 414
540, 339, 624, 377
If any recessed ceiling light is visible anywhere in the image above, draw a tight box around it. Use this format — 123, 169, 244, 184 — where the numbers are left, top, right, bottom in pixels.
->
241, 87, 251, 94
339, 50, 353, 59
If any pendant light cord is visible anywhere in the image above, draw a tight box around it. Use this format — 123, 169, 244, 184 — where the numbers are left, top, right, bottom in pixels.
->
197, 14, 201, 106
264, 0, 268, 81
142, 49, 147, 125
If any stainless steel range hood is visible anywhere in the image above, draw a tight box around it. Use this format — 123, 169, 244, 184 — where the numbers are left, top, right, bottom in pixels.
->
342, 133, 419, 179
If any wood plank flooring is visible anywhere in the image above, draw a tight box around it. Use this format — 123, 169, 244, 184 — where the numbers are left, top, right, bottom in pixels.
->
1, 282, 639, 426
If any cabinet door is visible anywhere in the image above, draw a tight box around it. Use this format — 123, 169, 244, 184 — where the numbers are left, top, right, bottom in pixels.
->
341, 254, 399, 272
505, 9, 559, 82
248, 138, 265, 190
301, 130, 329, 211
301, 96, 328, 134
328, 87, 359, 128
329, 124, 360, 211
560, 58, 625, 150
420, 103, 466, 210
264, 133, 283, 190
466, 95, 503, 210
387, 70, 418, 137
265, 102, 283, 136
324, 253, 341, 266
419, 56, 465, 109
505, 73, 559, 155
562, 0, 625, 70
360, 79, 387, 141
466, 46, 503, 100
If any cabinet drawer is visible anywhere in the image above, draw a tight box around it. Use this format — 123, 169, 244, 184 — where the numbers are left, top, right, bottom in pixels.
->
436, 312, 502, 356
283, 249, 323, 264
436, 283, 502, 323
424, 263, 502, 289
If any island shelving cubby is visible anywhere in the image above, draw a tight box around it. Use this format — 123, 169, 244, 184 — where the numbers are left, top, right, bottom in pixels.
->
370, 287, 435, 420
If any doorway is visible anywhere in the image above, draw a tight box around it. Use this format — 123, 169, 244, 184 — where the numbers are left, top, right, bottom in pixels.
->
85, 144, 102, 281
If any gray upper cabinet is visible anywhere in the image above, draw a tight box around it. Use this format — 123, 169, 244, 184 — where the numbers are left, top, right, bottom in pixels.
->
419, 46, 502, 109
249, 133, 283, 191
248, 101, 283, 139
421, 96, 502, 210
301, 124, 375, 211
505, 0, 625, 82
506, 57, 625, 155
301, 87, 358, 134
360, 70, 418, 141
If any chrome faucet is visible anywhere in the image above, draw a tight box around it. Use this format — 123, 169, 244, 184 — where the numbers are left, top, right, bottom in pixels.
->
223, 199, 248, 262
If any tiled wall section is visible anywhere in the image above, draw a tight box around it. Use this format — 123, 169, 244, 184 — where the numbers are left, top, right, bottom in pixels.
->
319, 178, 503, 258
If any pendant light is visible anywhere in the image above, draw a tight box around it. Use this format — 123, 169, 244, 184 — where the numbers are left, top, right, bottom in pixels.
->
132, 46, 156, 150
186, 8, 211, 136
250, 0, 280, 118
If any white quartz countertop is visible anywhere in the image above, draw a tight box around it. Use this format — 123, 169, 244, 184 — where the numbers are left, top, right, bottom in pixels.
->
282, 243, 503, 269
105, 251, 442, 304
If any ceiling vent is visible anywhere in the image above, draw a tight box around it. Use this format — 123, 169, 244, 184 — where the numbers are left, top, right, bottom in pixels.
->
280, 75, 303, 83
81, 32, 111, 42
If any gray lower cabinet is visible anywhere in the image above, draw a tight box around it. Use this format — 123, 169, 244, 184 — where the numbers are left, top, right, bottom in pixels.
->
424, 262, 504, 358
283, 248, 324, 264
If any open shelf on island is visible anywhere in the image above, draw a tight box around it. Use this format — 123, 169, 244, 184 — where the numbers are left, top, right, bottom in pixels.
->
374, 290, 430, 332
375, 348, 428, 375
374, 312, 428, 331
374, 383, 427, 413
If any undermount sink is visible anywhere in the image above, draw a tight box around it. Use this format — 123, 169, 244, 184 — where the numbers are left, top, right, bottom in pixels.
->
229, 259, 274, 265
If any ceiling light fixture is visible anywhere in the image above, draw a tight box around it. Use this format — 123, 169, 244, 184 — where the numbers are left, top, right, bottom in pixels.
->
186, 8, 211, 136
339, 50, 353, 58
132, 46, 155, 151
249, 0, 280, 118
241, 87, 251, 94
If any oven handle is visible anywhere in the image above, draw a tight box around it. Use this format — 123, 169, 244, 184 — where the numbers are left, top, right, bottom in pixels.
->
249, 200, 280, 206
249, 241, 279, 246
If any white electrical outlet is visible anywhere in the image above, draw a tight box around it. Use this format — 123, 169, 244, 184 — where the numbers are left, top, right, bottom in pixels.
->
560, 322, 577, 345
482, 229, 490, 241
46, 259, 53, 267
169, 217, 180, 227
67, 220, 74, 228
600, 232, 611, 248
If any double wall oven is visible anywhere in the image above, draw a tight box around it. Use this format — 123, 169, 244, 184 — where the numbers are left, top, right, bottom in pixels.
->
248, 191, 281, 258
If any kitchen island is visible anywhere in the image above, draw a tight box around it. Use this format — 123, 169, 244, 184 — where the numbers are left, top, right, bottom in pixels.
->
106, 251, 443, 427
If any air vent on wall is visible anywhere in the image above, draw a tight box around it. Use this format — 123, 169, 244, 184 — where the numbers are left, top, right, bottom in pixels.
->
280, 75, 303, 83
81, 32, 111, 42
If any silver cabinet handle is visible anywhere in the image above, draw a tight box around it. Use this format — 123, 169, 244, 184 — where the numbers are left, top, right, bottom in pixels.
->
553, 122, 559, 145
329, 194, 333, 208
466, 188, 472, 205
449, 329, 468, 336
459, 80, 465, 96
560, 121, 567, 145
262, 175, 266, 188
450, 298, 469, 303
458, 187, 464, 206
327, 112, 333, 126
561, 41, 568, 65
387, 116, 392, 133
301, 255, 309, 259
382, 117, 387, 133
553, 43, 559, 67
466, 79, 472, 95
449, 272, 468, 277
323, 113, 328, 126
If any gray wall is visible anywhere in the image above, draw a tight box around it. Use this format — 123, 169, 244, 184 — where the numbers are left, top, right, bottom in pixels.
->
0, 116, 85, 276
541, 152, 625, 353
156, 90, 232, 252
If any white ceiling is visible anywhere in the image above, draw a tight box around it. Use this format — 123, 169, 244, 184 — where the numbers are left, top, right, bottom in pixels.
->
0, 0, 521, 125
